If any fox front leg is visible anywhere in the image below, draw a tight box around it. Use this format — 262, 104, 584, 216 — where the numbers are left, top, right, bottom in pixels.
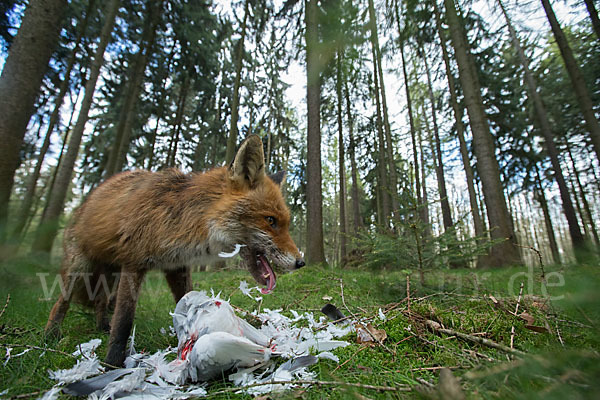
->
104, 267, 146, 367
164, 266, 191, 303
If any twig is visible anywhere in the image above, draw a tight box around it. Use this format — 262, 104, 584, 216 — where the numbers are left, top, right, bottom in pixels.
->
339, 278, 356, 319
514, 244, 545, 282
332, 344, 367, 372
510, 282, 524, 349
0, 294, 9, 320
8, 390, 43, 399
426, 320, 526, 357
231, 304, 263, 323
411, 366, 461, 372
1, 343, 119, 370
555, 320, 564, 347
206, 379, 413, 397
406, 275, 411, 315
283, 289, 316, 311
415, 377, 435, 388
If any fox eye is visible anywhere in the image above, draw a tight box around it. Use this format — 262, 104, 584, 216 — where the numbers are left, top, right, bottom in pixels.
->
265, 216, 277, 228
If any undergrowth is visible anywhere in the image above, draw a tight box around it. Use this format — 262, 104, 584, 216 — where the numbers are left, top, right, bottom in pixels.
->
0, 256, 599, 399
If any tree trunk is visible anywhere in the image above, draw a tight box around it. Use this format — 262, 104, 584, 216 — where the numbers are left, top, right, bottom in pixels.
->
105, 1, 161, 177
444, 0, 521, 267
31, 0, 120, 255
433, 1, 485, 250
167, 73, 190, 168
146, 41, 176, 171
344, 70, 362, 233
305, 0, 326, 265
225, 0, 250, 165
420, 43, 454, 233
371, 42, 391, 227
417, 123, 431, 238
498, 0, 586, 257
11, 1, 94, 239
0, 0, 66, 244
534, 166, 560, 264
583, 0, 600, 41
394, 1, 421, 214
336, 50, 347, 264
565, 141, 599, 247
368, 0, 399, 220
540, 0, 600, 164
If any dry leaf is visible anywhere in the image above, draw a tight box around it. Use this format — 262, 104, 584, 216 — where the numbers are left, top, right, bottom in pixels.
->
524, 325, 548, 333
356, 323, 387, 344
488, 295, 499, 304
519, 312, 535, 325
322, 295, 333, 301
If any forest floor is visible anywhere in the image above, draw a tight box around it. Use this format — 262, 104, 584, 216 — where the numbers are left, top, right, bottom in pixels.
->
0, 256, 599, 399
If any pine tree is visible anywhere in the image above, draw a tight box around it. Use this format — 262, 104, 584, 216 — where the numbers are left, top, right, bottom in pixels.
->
32, 0, 121, 254
0, 0, 66, 245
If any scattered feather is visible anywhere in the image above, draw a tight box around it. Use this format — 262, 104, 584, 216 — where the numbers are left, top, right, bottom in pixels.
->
43, 290, 355, 399
239, 280, 263, 301
72, 338, 102, 358
48, 358, 103, 384
218, 244, 246, 258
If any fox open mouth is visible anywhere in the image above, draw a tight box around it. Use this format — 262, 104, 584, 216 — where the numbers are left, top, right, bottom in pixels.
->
239, 247, 277, 294
255, 252, 276, 294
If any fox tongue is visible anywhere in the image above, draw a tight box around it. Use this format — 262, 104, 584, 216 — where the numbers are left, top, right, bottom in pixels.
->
257, 254, 276, 294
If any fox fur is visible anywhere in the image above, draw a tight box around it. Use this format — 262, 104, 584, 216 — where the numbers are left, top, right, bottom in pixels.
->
44, 135, 304, 366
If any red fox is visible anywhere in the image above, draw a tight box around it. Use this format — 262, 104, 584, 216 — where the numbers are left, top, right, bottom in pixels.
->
44, 135, 304, 366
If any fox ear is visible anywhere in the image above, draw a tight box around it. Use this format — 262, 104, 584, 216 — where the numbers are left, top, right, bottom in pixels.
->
268, 171, 286, 186
230, 135, 266, 188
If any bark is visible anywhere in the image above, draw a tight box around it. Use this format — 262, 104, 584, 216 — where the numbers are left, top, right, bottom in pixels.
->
540, 0, 600, 164
336, 50, 347, 264
371, 47, 391, 227
225, 0, 250, 165
305, 0, 326, 264
344, 70, 362, 232
498, 0, 585, 256
432, 0, 485, 245
444, 0, 521, 267
11, 1, 94, 239
105, 1, 161, 177
31, 0, 120, 254
583, 0, 600, 41
0, 0, 66, 243
368, 0, 399, 219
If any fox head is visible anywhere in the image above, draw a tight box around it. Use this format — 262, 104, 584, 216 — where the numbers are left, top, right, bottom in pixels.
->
212, 135, 304, 294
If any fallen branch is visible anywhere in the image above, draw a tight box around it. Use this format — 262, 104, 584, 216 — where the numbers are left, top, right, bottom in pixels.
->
426, 320, 526, 357
207, 379, 413, 397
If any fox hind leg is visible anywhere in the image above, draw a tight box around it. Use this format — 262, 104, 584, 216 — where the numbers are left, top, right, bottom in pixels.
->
92, 263, 119, 332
